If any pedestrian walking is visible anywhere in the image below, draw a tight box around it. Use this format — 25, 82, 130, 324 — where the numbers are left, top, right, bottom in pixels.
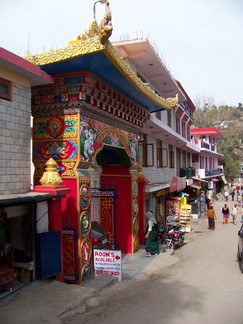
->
231, 203, 238, 225
144, 211, 159, 257
237, 193, 241, 207
222, 204, 230, 224
206, 197, 211, 210
224, 190, 229, 201
230, 190, 235, 201
207, 205, 216, 230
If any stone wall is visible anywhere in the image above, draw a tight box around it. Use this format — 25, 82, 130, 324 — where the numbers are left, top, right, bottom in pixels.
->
0, 82, 31, 194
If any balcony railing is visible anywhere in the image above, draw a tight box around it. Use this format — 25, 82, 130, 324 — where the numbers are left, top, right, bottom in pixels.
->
205, 168, 223, 176
191, 139, 217, 152
201, 142, 210, 150
201, 141, 217, 152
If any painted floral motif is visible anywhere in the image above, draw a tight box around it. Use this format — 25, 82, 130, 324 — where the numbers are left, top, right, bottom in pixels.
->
81, 264, 91, 281
81, 238, 91, 263
80, 211, 91, 236
34, 116, 78, 139
80, 184, 91, 210
46, 116, 66, 138
132, 181, 138, 198
133, 199, 138, 216
133, 235, 139, 252
133, 216, 138, 236
34, 140, 78, 160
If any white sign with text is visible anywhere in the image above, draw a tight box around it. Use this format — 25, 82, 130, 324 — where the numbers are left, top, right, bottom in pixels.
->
93, 249, 122, 281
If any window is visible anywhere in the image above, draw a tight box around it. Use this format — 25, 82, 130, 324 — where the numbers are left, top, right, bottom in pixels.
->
157, 140, 163, 168
155, 111, 161, 120
167, 110, 172, 127
0, 77, 12, 101
187, 125, 190, 141
192, 154, 199, 163
181, 121, 186, 138
182, 151, 187, 168
138, 135, 154, 167
162, 148, 168, 167
157, 140, 162, 167
175, 115, 180, 134
168, 145, 174, 168
157, 140, 168, 168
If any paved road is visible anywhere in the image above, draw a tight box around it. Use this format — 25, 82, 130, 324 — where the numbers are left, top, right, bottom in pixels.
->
68, 198, 243, 324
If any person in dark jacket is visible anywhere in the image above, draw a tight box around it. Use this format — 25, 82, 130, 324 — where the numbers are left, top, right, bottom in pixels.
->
222, 204, 230, 224
230, 190, 235, 201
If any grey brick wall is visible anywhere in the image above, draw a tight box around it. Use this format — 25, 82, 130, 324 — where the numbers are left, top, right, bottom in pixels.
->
0, 82, 31, 195
143, 135, 175, 185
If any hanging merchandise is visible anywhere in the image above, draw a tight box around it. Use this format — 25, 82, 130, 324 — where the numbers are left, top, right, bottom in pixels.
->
166, 196, 192, 232
179, 204, 192, 232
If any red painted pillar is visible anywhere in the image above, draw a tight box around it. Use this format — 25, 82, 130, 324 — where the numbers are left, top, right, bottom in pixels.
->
137, 166, 149, 245
48, 196, 62, 232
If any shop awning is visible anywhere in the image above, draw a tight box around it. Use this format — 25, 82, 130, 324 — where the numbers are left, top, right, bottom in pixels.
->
0, 192, 63, 208
212, 178, 219, 182
220, 175, 228, 184
191, 176, 208, 183
189, 184, 201, 190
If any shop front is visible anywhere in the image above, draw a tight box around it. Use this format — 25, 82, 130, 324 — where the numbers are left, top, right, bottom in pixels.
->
164, 176, 192, 232
0, 192, 64, 297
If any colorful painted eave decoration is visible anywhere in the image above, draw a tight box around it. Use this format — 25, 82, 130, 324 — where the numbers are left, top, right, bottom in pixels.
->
25, 38, 178, 112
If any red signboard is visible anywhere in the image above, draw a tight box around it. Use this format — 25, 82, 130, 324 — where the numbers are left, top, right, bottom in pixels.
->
170, 177, 178, 193
170, 176, 186, 193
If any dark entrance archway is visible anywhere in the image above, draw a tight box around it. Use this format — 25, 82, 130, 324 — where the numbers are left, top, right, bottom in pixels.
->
95, 145, 134, 253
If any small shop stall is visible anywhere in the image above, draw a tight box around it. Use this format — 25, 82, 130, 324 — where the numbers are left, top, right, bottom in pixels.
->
166, 195, 192, 232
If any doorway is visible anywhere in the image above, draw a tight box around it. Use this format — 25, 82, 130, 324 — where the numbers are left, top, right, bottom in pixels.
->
94, 145, 134, 253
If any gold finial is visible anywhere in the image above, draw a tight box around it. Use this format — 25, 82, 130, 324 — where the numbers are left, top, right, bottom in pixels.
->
76, 0, 112, 45
39, 158, 63, 186
137, 165, 145, 179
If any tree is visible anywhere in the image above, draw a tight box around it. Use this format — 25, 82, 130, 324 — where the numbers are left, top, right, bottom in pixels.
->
193, 98, 243, 180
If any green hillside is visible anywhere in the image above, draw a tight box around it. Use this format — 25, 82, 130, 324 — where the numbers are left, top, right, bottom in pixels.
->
193, 103, 243, 181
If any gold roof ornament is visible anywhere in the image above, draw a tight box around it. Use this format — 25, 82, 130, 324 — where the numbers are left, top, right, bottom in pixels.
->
25, 0, 178, 111
166, 94, 179, 107
137, 165, 145, 179
76, 0, 113, 45
39, 158, 63, 186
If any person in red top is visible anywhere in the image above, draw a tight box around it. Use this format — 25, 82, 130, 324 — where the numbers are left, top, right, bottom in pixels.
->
222, 204, 230, 224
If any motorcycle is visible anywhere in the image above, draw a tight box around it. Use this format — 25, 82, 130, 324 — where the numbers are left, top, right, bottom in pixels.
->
158, 223, 186, 250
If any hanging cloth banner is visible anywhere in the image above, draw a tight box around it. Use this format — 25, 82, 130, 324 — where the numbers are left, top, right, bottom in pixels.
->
170, 176, 186, 193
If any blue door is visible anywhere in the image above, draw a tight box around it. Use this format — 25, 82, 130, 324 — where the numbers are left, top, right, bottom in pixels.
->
37, 231, 61, 279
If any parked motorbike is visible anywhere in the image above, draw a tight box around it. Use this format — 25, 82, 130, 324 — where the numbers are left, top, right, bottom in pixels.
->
158, 223, 186, 249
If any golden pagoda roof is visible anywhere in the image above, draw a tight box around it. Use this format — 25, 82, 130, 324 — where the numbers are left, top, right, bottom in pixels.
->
25, 1, 178, 112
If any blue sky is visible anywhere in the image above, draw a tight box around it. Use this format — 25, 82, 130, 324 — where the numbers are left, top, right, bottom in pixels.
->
1, 0, 243, 107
